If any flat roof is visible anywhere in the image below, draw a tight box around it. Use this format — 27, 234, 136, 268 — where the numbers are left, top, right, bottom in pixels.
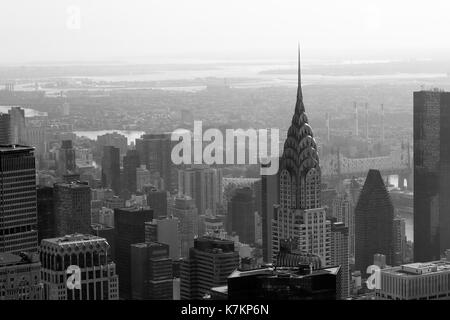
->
42, 233, 105, 246
382, 260, 450, 277
0, 144, 34, 153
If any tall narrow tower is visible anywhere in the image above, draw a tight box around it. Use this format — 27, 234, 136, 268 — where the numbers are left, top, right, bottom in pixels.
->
272, 47, 331, 266
354, 102, 358, 137
326, 112, 330, 142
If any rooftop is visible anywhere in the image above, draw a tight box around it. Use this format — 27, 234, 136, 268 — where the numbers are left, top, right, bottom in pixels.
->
382, 260, 450, 277
42, 233, 106, 247
0, 144, 34, 153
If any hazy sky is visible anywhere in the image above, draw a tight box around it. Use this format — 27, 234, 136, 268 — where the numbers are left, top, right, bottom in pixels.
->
2, 0, 450, 64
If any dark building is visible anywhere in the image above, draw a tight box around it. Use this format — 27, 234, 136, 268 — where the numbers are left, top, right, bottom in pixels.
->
91, 224, 116, 262
131, 242, 173, 300
145, 186, 168, 218
0, 145, 38, 254
37, 186, 56, 242
54, 181, 91, 236
101, 146, 121, 195
226, 266, 340, 300
123, 149, 140, 194
355, 170, 394, 273
57, 140, 76, 176
261, 161, 279, 263
136, 133, 176, 191
414, 90, 450, 261
114, 206, 153, 299
0, 113, 11, 145
180, 237, 239, 300
227, 187, 256, 244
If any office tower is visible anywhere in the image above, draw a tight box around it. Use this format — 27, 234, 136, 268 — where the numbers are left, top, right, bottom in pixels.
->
97, 132, 128, 156
114, 206, 153, 299
414, 90, 450, 262
393, 217, 407, 266
25, 126, 47, 159
261, 161, 279, 263
198, 214, 226, 236
145, 186, 167, 218
145, 217, 180, 260
178, 165, 223, 215
226, 265, 340, 300
0, 145, 38, 254
376, 255, 450, 300
0, 252, 42, 300
57, 140, 76, 176
91, 224, 115, 261
227, 187, 256, 244
0, 113, 11, 144
332, 193, 355, 258
180, 237, 239, 300
37, 186, 56, 242
272, 49, 331, 266
54, 181, 92, 236
40, 234, 119, 300
355, 169, 394, 273
136, 165, 151, 192
354, 102, 358, 137
331, 222, 350, 300
131, 242, 173, 300
136, 133, 177, 191
8, 107, 26, 144
170, 195, 198, 258
101, 146, 121, 195
122, 149, 140, 194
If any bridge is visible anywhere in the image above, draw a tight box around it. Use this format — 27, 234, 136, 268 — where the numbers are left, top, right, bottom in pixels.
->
320, 142, 412, 189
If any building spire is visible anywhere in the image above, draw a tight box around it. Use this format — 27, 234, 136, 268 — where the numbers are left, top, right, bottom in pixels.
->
295, 43, 304, 113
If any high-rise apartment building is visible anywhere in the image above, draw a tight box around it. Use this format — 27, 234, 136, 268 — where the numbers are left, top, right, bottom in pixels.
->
0, 113, 11, 145
261, 161, 279, 263
0, 145, 38, 254
332, 193, 355, 258
122, 149, 140, 194
37, 186, 56, 242
145, 217, 180, 260
227, 187, 256, 244
414, 90, 450, 261
40, 234, 118, 300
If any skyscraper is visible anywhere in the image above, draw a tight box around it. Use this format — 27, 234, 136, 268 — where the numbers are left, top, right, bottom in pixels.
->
37, 186, 56, 243
146, 186, 168, 218
8, 107, 26, 144
261, 161, 279, 263
180, 237, 239, 300
114, 206, 153, 299
414, 90, 450, 262
0, 113, 11, 145
101, 146, 121, 195
0, 145, 38, 254
131, 242, 173, 300
170, 195, 198, 258
40, 234, 119, 300
355, 169, 394, 272
178, 165, 223, 216
331, 222, 350, 300
393, 216, 407, 266
332, 193, 355, 259
54, 181, 92, 236
122, 149, 140, 194
272, 48, 331, 266
145, 217, 180, 260
136, 133, 177, 191
227, 187, 256, 244
57, 140, 76, 176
